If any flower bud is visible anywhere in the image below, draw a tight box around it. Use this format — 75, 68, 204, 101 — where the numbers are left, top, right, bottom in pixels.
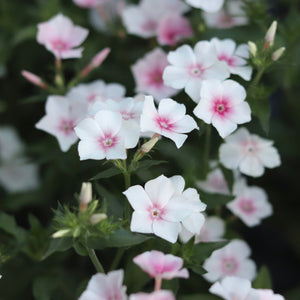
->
248, 41, 257, 57
79, 182, 92, 211
141, 134, 160, 154
90, 213, 107, 225
91, 48, 111, 68
272, 47, 285, 61
52, 229, 71, 238
21, 70, 48, 89
265, 21, 277, 48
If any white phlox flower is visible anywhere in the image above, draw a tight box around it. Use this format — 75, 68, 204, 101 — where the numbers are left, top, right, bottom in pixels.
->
185, 0, 224, 12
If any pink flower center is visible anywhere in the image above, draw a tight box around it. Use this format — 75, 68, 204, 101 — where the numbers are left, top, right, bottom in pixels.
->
238, 198, 256, 215
149, 204, 164, 221
210, 175, 228, 193
218, 53, 237, 67
243, 141, 258, 155
52, 40, 68, 52
146, 68, 164, 88
212, 98, 231, 117
98, 133, 118, 150
155, 116, 176, 132
121, 111, 135, 120
221, 257, 239, 275
58, 119, 75, 136
189, 64, 204, 78
87, 93, 98, 103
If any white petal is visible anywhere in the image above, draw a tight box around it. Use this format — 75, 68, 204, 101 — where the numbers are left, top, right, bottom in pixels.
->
94, 110, 122, 136
222, 80, 247, 106
77, 140, 105, 160
257, 146, 281, 168
167, 44, 196, 67
105, 141, 127, 160
161, 130, 188, 148
239, 156, 265, 177
219, 143, 244, 169
193, 98, 214, 124
169, 175, 185, 194
212, 115, 237, 138
123, 185, 153, 211
74, 118, 103, 140
120, 120, 140, 149
228, 102, 251, 124
175, 115, 198, 133
130, 211, 153, 234
163, 66, 190, 89
153, 219, 180, 243
182, 213, 205, 235
185, 79, 202, 103
158, 98, 186, 122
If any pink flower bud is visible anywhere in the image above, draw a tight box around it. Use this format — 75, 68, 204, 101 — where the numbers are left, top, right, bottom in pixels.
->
91, 47, 111, 67
21, 70, 47, 89
272, 47, 285, 61
264, 21, 277, 49
79, 182, 92, 211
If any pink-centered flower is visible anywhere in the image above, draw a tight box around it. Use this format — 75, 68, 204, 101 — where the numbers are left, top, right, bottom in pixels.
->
157, 14, 193, 46
79, 270, 127, 300
186, 0, 224, 12
163, 42, 230, 102
203, 239, 257, 282
140, 96, 198, 148
227, 179, 273, 227
74, 110, 139, 160
203, 0, 248, 29
211, 38, 252, 81
123, 175, 202, 243
36, 96, 87, 152
130, 290, 175, 300
193, 79, 251, 138
133, 250, 189, 280
131, 48, 177, 102
37, 14, 89, 59
219, 128, 281, 177
209, 276, 259, 300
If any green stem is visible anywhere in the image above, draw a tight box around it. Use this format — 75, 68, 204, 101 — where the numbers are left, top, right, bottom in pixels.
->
251, 67, 265, 88
109, 248, 125, 271
122, 160, 132, 222
86, 248, 105, 273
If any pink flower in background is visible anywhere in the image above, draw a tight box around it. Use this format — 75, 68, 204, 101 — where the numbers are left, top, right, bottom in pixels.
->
203, 239, 256, 282
211, 38, 252, 81
186, 0, 224, 12
79, 270, 127, 300
163, 42, 229, 102
209, 276, 259, 300
227, 179, 273, 227
74, 110, 139, 160
257, 289, 285, 300
133, 250, 189, 280
37, 14, 89, 59
123, 175, 199, 243
219, 128, 281, 177
122, 0, 189, 38
203, 0, 248, 29
67, 80, 126, 109
130, 290, 175, 300
131, 48, 177, 102
140, 96, 198, 148
193, 79, 251, 138
74, 0, 105, 8
36, 96, 87, 152
157, 14, 193, 46
180, 216, 225, 243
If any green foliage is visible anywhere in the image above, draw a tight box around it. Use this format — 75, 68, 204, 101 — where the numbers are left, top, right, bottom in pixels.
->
252, 265, 272, 289
199, 191, 235, 210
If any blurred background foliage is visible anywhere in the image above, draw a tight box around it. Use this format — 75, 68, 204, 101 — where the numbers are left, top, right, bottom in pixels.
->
0, 0, 300, 299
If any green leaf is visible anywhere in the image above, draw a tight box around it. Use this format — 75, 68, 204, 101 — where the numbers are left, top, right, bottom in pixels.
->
199, 191, 235, 209
132, 159, 167, 172
90, 167, 122, 180
252, 265, 272, 289
33, 276, 57, 300
219, 165, 234, 193
42, 237, 73, 260
189, 264, 207, 275
178, 294, 219, 300
162, 278, 179, 294
73, 240, 89, 256
87, 229, 151, 249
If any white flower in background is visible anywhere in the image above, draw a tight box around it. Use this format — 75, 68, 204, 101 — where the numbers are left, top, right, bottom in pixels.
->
122, 0, 189, 38
131, 48, 177, 102
211, 38, 252, 81
140, 96, 198, 148
75, 110, 139, 160
0, 126, 24, 161
123, 174, 204, 243
37, 14, 89, 59
193, 79, 251, 138
130, 290, 175, 300
203, 0, 248, 29
36, 96, 87, 152
227, 178, 273, 227
196, 164, 229, 195
219, 128, 281, 177
209, 276, 259, 300
180, 216, 225, 243
186, 0, 224, 12
256, 289, 285, 300
73, 0, 104, 8
67, 80, 126, 108
79, 270, 127, 300
203, 239, 256, 282
163, 42, 230, 102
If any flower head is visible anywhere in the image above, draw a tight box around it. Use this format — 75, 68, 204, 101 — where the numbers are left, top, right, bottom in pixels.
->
163, 42, 230, 102
203, 239, 256, 282
140, 96, 198, 148
79, 270, 127, 300
133, 250, 189, 280
193, 79, 251, 138
37, 13, 89, 59
219, 128, 281, 177
185, 0, 224, 12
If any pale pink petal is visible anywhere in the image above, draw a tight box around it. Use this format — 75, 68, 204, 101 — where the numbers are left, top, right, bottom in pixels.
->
182, 213, 205, 235
167, 44, 196, 67
130, 290, 175, 300
237, 259, 257, 281
169, 175, 185, 194
239, 156, 265, 177
153, 219, 180, 243
94, 110, 122, 136
131, 211, 153, 234
222, 80, 247, 106
193, 98, 214, 124
123, 185, 153, 211
219, 143, 244, 169
163, 66, 190, 89
211, 114, 237, 138
161, 130, 187, 148
185, 78, 202, 102
194, 41, 218, 67
228, 102, 251, 124
105, 140, 127, 160
158, 98, 186, 122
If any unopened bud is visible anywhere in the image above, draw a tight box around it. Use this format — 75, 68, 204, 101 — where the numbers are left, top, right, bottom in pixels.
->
141, 134, 160, 154
248, 41, 257, 57
91, 48, 111, 67
265, 21, 277, 48
79, 182, 92, 211
90, 213, 107, 225
21, 70, 47, 89
52, 229, 71, 238
272, 47, 285, 61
